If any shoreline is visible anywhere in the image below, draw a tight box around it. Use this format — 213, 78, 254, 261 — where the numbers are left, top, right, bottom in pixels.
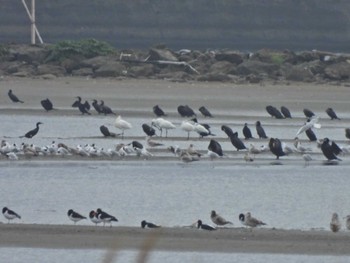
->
0, 224, 349, 255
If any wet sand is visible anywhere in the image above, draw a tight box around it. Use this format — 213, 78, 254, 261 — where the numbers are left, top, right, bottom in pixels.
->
0, 223, 349, 255
1, 77, 350, 254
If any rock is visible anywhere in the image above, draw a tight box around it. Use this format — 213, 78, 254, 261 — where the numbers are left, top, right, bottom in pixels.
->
71, 67, 94, 76
324, 61, 350, 80
236, 60, 279, 76
80, 56, 113, 70
94, 61, 126, 77
210, 61, 236, 75
215, 51, 244, 65
127, 64, 155, 77
197, 73, 232, 82
284, 64, 315, 82
40, 74, 57, 80
8, 44, 49, 64
148, 48, 178, 61
37, 64, 66, 76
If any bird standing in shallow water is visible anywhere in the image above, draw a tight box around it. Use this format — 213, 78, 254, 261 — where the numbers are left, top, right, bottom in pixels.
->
239, 212, 266, 228
198, 106, 213, 118
115, 115, 132, 139
8, 89, 24, 103
67, 209, 86, 224
255, 121, 268, 139
153, 105, 167, 117
330, 213, 341, 232
210, 210, 233, 227
20, 122, 43, 138
326, 108, 340, 120
243, 123, 253, 140
2, 207, 21, 223
321, 138, 341, 161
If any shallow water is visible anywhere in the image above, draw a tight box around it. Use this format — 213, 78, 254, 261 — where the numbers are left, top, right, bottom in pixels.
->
1, 248, 348, 263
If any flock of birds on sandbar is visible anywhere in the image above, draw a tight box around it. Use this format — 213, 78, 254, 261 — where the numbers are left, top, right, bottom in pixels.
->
2, 89, 350, 165
2, 206, 350, 233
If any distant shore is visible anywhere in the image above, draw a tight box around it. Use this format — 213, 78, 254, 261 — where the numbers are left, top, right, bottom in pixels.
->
0, 224, 349, 255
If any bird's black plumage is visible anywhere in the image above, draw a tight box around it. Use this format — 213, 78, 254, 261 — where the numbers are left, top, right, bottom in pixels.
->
242, 123, 253, 139
199, 106, 213, 118
92, 99, 103, 114
100, 100, 115, 115
130, 140, 143, 150
280, 106, 292, 118
208, 139, 223, 157
177, 105, 196, 117
266, 105, 284, 119
305, 128, 317, 141
72, 96, 91, 115
8, 89, 24, 103
326, 108, 340, 120
269, 138, 286, 159
153, 105, 166, 117
303, 108, 315, 118
40, 98, 54, 111
345, 128, 350, 140
197, 220, 216, 231
256, 121, 268, 139
221, 125, 246, 151
141, 220, 160, 228
67, 209, 86, 219
321, 138, 341, 161
21, 122, 43, 138
100, 125, 116, 137
96, 208, 118, 222
142, 123, 156, 137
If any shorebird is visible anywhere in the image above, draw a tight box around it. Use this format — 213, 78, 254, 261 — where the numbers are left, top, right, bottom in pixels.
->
330, 213, 341, 232
266, 105, 284, 119
269, 138, 286, 159
141, 220, 161, 228
100, 125, 117, 137
197, 220, 216, 231
20, 122, 43, 138
303, 108, 315, 118
96, 208, 118, 227
210, 210, 233, 227
221, 125, 246, 151
115, 115, 132, 139
302, 153, 312, 167
208, 139, 223, 157
72, 96, 91, 115
142, 123, 156, 137
8, 89, 24, 103
239, 212, 266, 228
321, 138, 341, 161
178, 105, 196, 117
89, 210, 102, 225
67, 209, 87, 224
151, 118, 176, 138
2, 207, 21, 223
153, 105, 166, 117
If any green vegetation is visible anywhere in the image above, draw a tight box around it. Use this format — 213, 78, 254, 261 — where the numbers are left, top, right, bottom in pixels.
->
270, 53, 285, 65
45, 39, 116, 62
0, 44, 9, 57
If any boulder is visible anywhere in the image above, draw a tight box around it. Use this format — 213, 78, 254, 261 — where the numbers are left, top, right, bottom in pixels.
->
71, 67, 94, 76
127, 64, 155, 77
94, 61, 126, 77
197, 73, 232, 82
8, 44, 49, 64
236, 60, 279, 76
37, 64, 66, 76
80, 56, 116, 70
210, 61, 237, 75
215, 51, 244, 65
148, 48, 178, 61
324, 61, 350, 80
284, 64, 315, 82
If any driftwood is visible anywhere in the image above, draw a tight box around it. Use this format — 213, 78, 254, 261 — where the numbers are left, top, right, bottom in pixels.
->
120, 53, 199, 74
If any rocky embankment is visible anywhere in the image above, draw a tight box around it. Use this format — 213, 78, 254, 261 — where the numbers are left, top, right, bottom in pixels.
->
1, 44, 350, 84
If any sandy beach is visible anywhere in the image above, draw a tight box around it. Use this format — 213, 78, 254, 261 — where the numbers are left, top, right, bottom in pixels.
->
1, 77, 350, 256
0, 223, 349, 255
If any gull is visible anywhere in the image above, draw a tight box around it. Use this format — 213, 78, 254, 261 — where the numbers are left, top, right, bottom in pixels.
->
180, 151, 199, 163
244, 153, 254, 162
294, 137, 312, 153
6, 152, 18, 160
210, 210, 233, 227
115, 115, 132, 139
302, 154, 312, 166
239, 212, 266, 228
330, 212, 341, 232
146, 137, 163, 148
296, 117, 321, 137
151, 118, 176, 138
